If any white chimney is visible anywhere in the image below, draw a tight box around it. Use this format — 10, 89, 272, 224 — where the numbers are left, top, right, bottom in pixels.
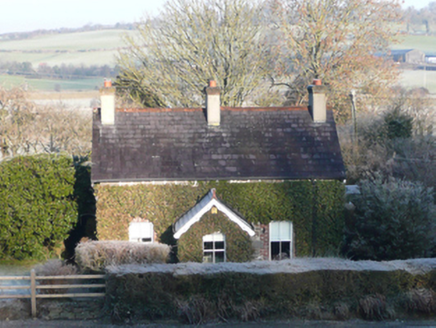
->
205, 80, 220, 126
100, 79, 115, 125
307, 79, 327, 123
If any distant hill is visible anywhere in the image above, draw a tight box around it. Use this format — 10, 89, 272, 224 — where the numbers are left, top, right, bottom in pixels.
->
0, 29, 138, 67
0, 23, 135, 41
0, 27, 138, 91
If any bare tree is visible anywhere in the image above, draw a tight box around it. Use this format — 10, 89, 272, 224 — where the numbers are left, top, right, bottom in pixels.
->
116, 0, 276, 107
0, 87, 38, 157
273, 0, 402, 120
0, 87, 91, 160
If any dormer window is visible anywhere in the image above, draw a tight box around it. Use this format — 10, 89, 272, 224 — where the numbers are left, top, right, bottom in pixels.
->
129, 221, 154, 243
203, 233, 225, 263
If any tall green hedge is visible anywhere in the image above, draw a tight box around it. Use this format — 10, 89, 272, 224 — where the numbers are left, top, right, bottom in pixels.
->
95, 180, 344, 258
0, 154, 89, 260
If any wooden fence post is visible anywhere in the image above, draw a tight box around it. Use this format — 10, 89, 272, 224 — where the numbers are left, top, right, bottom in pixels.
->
30, 269, 36, 318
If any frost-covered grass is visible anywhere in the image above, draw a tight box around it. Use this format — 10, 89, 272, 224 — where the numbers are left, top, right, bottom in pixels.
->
107, 257, 436, 276
75, 241, 170, 272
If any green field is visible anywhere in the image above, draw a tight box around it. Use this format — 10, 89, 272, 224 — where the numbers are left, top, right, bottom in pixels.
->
392, 35, 436, 53
0, 29, 138, 66
0, 50, 119, 67
0, 74, 102, 91
0, 29, 137, 51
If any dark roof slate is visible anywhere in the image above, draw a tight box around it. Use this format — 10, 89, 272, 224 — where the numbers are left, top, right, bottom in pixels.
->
91, 107, 345, 182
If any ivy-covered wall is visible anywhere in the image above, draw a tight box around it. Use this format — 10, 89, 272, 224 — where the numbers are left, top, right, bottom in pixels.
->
95, 180, 345, 259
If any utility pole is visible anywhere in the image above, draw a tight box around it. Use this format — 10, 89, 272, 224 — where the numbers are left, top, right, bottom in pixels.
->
349, 90, 357, 145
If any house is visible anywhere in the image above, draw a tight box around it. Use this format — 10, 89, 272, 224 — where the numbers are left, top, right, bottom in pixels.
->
390, 49, 425, 64
426, 53, 436, 64
91, 79, 346, 262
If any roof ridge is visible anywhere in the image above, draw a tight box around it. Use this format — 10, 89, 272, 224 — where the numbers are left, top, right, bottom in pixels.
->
116, 106, 308, 113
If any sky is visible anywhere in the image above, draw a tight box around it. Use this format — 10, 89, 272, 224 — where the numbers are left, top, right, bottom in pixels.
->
0, 0, 433, 35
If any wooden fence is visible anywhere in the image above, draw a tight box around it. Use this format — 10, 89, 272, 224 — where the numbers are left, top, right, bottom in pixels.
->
0, 269, 105, 317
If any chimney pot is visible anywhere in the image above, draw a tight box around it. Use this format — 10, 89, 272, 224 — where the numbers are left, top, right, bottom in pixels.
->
209, 80, 217, 87
313, 79, 322, 86
104, 79, 112, 88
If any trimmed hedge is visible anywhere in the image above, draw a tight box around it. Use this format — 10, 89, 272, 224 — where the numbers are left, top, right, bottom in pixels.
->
95, 180, 345, 258
105, 268, 436, 322
75, 241, 170, 272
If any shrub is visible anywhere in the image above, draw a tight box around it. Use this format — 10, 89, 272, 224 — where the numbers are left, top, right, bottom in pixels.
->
384, 106, 413, 139
359, 294, 389, 321
34, 259, 79, 294
34, 259, 79, 276
75, 241, 170, 272
402, 288, 436, 314
338, 93, 436, 187
0, 154, 78, 260
342, 176, 436, 260
177, 296, 215, 325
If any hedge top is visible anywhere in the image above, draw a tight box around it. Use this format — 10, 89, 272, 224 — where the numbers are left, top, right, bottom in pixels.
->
106, 257, 436, 276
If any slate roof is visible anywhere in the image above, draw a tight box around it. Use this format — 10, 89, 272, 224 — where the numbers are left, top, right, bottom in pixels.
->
91, 106, 345, 182
390, 49, 414, 55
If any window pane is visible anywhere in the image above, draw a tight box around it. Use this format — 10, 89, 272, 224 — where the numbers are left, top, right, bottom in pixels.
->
270, 223, 280, 241
203, 252, 213, 263
271, 241, 280, 260
203, 233, 224, 242
215, 251, 225, 263
129, 222, 154, 242
215, 241, 224, 250
281, 241, 291, 259
278, 222, 292, 240
202, 233, 226, 263
204, 242, 213, 250
270, 221, 292, 241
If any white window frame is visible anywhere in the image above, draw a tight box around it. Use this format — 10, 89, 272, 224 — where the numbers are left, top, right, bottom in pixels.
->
269, 221, 293, 260
202, 233, 226, 263
129, 221, 154, 243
